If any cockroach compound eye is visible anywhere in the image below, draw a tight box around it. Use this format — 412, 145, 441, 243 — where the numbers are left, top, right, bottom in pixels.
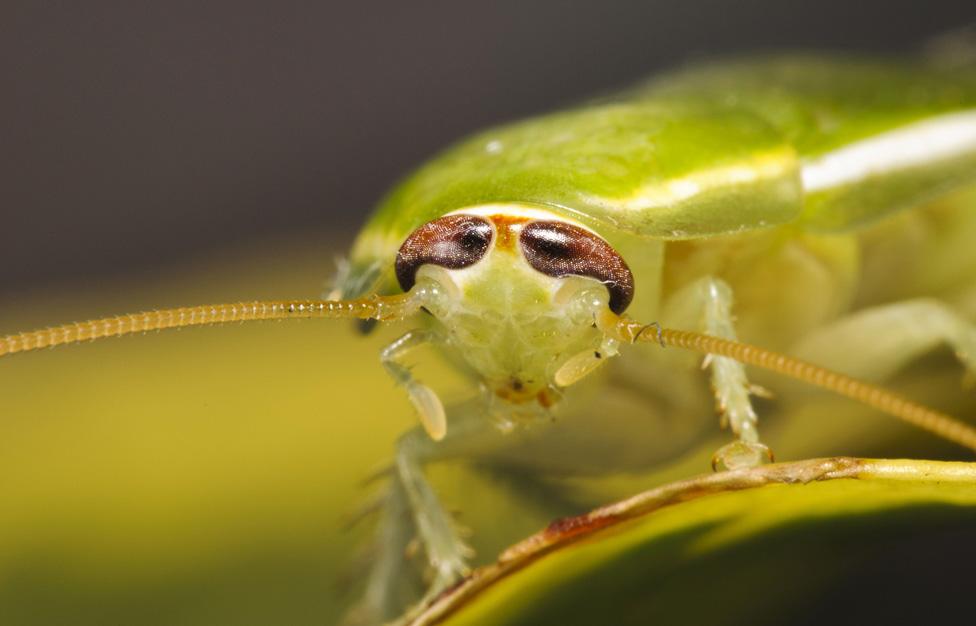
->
395, 215, 494, 292
519, 220, 634, 314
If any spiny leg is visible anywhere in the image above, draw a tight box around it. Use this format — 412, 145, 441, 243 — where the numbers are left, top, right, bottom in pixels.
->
663, 277, 771, 469
352, 402, 501, 623
791, 298, 976, 385
344, 478, 424, 626
395, 428, 474, 596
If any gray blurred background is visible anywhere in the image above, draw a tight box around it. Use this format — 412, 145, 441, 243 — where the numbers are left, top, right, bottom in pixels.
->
2, 0, 975, 297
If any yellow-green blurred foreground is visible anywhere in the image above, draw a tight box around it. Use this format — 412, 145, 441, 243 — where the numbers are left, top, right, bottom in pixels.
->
0, 236, 432, 624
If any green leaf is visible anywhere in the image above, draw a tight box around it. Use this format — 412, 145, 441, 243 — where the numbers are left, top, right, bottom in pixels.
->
404, 458, 976, 626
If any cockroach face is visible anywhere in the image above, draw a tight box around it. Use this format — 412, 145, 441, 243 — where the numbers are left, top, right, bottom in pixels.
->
395, 204, 633, 416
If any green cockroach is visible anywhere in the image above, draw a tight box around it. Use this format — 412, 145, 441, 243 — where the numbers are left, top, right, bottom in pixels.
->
4, 54, 976, 621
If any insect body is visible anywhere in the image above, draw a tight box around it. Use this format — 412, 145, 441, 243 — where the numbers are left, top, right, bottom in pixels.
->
4, 55, 976, 623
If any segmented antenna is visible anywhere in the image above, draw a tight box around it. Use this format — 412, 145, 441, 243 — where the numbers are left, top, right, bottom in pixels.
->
601, 312, 976, 454
0, 295, 413, 358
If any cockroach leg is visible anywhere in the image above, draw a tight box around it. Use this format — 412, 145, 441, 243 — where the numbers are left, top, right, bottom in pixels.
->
662, 277, 768, 469
394, 436, 474, 596
345, 478, 421, 626
349, 405, 501, 623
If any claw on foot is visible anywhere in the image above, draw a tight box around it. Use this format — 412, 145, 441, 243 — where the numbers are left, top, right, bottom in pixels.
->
711, 440, 774, 472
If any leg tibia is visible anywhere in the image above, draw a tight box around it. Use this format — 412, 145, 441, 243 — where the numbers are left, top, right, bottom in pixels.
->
344, 479, 424, 626
664, 277, 766, 465
350, 404, 502, 623
395, 435, 472, 591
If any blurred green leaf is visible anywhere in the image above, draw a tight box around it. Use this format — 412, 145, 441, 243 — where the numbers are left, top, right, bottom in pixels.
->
406, 458, 976, 626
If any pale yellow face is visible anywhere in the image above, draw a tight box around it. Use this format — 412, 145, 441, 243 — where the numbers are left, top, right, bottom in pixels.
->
400, 204, 633, 420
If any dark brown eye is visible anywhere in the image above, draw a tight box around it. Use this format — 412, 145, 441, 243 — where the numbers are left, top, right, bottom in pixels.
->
520, 221, 634, 314
395, 214, 494, 291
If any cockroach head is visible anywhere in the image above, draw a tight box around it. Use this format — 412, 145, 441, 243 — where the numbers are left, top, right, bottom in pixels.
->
394, 204, 632, 407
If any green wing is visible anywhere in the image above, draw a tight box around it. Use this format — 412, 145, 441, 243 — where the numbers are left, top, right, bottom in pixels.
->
342, 55, 976, 297
638, 55, 976, 231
